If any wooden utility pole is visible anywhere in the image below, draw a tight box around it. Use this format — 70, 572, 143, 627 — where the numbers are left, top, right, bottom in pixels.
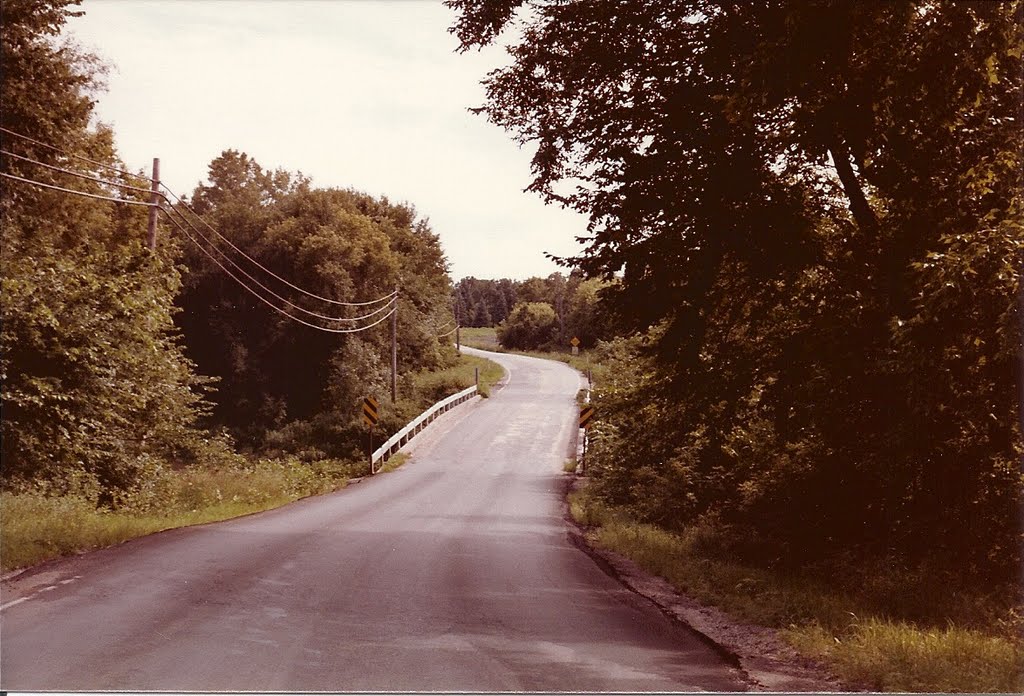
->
456, 325, 461, 353
146, 157, 160, 250
391, 288, 398, 403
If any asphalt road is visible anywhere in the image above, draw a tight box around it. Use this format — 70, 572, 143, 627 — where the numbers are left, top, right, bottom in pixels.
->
1, 348, 746, 692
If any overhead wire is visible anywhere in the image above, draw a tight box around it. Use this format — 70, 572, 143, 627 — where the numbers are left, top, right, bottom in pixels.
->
162, 205, 395, 324
163, 209, 396, 334
0, 126, 149, 183
0, 126, 403, 332
437, 325, 459, 339
161, 184, 397, 308
1, 149, 159, 196
0, 171, 156, 207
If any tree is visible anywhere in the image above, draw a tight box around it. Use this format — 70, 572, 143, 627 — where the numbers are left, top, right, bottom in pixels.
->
1, 0, 211, 500
453, 276, 519, 326
496, 301, 558, 350
565, 278, 613, 348
450, 0, 1023, 583
175, 152, 455, 457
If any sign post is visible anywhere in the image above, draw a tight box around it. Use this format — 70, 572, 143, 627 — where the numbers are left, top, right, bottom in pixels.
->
363, 396, 380, 472
570, 336, 580, 356
579, 405, 595, 473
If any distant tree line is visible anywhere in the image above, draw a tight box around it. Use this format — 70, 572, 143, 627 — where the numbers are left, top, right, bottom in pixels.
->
450, 0, 1023, 592
454, 273, 614, 350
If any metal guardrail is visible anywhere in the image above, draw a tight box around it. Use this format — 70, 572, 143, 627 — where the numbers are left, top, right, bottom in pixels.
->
371, 385, 478, 468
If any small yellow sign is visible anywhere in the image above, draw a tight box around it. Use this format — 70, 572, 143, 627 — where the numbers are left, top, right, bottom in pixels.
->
570, 336, 581, 347
362, 396, 379, 427
579, 405, 595, 429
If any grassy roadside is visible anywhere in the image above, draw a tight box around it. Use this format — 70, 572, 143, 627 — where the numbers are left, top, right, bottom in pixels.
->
1, 458, 359, 573
416, 352, 504, 397
568, 488, 1023, 693
2, 354, 504, 576
455, 328, 1022, 691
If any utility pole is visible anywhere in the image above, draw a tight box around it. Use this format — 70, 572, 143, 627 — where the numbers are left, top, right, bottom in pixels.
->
146, 157, 160, 250
456, 325, 461, 353
391, 287, 398, 403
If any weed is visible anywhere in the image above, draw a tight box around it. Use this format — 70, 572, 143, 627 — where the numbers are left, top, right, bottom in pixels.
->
377, 453, 410, 474
411, 353, 504, 399
0, 457, 356, 573
568, 486, 1024, 693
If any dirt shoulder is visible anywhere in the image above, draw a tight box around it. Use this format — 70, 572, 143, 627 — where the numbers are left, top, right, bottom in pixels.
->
564, 477, 851, 693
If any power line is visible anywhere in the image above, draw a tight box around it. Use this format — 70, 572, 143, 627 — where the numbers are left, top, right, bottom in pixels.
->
1, 149, 158, 197
163, 206, 396, 324
162, 184, 397, 308
0, 171, 156, 207
437, 325, 459, 339
0, 126, 148, 183
164, 209, 396, 334
0, 127, 404, 332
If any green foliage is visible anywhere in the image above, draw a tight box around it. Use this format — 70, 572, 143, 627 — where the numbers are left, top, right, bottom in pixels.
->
792, 620, 1023, 693
1, 5, 465, 520
452, 0, 1024, 591
1, 455, 361, 572
571, 488, 1024, 693
1, 0, 214, 501
175, 151, 457, 459
454, 273, 615, 347
454, 276, 516, 326
496, 301, 558, 350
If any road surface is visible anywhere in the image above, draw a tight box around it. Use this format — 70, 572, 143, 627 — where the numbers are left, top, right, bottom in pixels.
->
1, 348, 746, 691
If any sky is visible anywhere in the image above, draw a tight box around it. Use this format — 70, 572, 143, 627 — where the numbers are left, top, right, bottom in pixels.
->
67, 0, 589, 281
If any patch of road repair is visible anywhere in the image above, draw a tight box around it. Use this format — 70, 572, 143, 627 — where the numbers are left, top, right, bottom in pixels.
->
563, 476, 848, 693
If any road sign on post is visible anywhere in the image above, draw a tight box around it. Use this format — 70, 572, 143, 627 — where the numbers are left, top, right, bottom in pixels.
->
579, 404, 596, 473
579, 405, 595, 429
362, 396, 379, 427
570, 336, 580, 355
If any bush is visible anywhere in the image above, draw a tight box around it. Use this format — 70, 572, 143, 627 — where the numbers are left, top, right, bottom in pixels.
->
496, 301, 559, 350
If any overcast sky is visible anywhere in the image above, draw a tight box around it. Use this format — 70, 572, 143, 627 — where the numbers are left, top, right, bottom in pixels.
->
68, 0, 588, 281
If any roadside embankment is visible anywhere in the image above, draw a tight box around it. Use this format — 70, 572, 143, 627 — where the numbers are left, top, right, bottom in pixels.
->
566, 480, 1023, 693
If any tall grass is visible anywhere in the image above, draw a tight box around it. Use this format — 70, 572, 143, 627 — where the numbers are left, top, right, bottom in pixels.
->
458, 326, 500, 350
1, 458, 360, 573
568, 489, 1024, 693
789, 620, 1023, 693
412, 352, 504, 398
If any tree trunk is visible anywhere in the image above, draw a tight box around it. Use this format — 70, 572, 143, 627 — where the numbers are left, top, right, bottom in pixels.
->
827, 132, 878, 233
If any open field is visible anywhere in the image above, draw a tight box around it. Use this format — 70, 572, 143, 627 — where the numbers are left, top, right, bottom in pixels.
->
458, 326, 500, 350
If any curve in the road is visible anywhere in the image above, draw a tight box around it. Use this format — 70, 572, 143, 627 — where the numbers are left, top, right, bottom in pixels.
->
1, 348, 747, 692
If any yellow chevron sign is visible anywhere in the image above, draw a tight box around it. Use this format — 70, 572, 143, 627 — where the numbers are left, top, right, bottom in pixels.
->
362, 396, 379, 427
579, 405, 595, 429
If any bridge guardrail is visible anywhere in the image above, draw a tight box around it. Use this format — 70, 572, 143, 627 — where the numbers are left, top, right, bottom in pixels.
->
371, 385, 478, 470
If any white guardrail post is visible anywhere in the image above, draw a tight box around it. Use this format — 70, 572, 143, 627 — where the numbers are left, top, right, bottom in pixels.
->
371, 385, 478, 468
